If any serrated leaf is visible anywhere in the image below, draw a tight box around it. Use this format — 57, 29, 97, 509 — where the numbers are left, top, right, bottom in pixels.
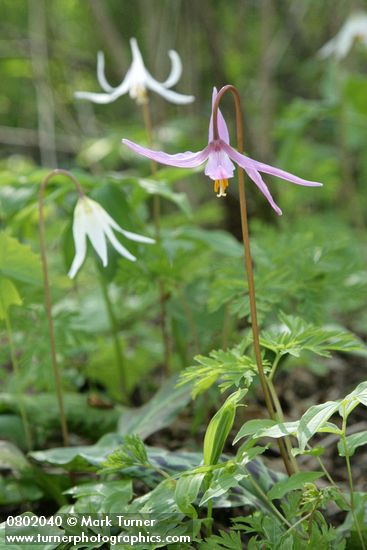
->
268, 471, 323, 500
260, 313, 364, 358
298, 401, 340, 451
0, 233, 41, 285
179, 342, 258, 398
0, 277, 22, 319
338, 431, 367, 457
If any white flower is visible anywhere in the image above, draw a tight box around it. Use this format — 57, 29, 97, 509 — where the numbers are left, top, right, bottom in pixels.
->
68, 196, 155, 278
75, 37, 194, 105
319, 12, 367, 59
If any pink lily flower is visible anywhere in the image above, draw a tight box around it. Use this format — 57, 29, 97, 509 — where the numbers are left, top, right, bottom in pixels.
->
122, 87, 322, 215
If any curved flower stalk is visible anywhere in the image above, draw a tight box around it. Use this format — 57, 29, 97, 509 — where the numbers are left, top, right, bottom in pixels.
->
319, 11, 367, 59
75, 37, 194, 105
123, 88, 322, 215
68, 196, 155, 278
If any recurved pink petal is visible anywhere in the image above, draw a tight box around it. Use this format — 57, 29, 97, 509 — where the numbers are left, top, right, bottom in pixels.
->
208, 87, 230, 144
223, 143, 322, 188
245, 167, 283, 216
123, 139, 209, 168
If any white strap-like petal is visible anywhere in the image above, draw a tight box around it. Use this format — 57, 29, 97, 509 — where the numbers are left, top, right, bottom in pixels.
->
68, 210, 87, 278
84, 210, 108, 267
103, 224, 137, 262
161, 50, 182, 88
74, 90, 125, 104
96, 51, 116, 92
96, 207, 155, 244
130, 37, 145, 66
118, 229, 155, 244
145, 73, 194, 104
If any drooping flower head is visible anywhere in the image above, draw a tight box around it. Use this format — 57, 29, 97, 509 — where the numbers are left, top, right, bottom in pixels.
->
68, 196, 155, 278
122, 87, 322, 215
75, 37, 194, 106
319, 12, 367, 60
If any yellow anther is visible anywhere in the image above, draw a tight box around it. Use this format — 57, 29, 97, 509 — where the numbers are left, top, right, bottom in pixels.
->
214, 179, 229, 198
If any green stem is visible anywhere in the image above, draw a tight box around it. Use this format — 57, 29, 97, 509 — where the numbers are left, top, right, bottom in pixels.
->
341, 412, 366, 550
98, 270, 128, 404
267, 377, 299, 473
4, 313, 33, 450
248, 474, 293, 530
268, 352, 282, 382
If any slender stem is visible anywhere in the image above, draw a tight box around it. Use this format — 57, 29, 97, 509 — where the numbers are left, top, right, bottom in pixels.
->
269, 352, 282, 381
4, 313, 33, 450
212, 85, 294, 476
305, 443, 350, 508
98, 269, 128, 403
267, 378, 299, 473
141, 100, 172, 374
341, 413, 366, 550
38, 168, 84, 446
248, 474, 293, 530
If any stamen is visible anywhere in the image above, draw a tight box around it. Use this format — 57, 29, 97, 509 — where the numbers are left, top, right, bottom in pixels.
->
214, 179, 229, 198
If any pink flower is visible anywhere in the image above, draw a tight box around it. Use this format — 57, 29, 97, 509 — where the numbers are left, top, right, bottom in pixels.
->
122, 87, 322, 215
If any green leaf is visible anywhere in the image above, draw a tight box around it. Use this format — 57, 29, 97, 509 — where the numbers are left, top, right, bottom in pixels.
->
0, 232, 41, 285
200, 463, 248, 506
179, 342, 258, 398
268, 471, 323, 500
175, 473, 205, 517
204, 390, 244, 466
118, 375, 192, 439
260, 312, 364, 359
135, 177, 192, 217
252, 421, 299, 440
102, 435, 149, 471
234, 419, 276, 444
0, 441, 31, 473
0, 277, 22, 319
338, 431, 367, 457
298, 400, 340, 451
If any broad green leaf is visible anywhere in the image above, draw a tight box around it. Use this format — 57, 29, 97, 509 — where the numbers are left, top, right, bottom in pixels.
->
0, 441, 30, 473
0, 277, 22, 319
338, 431, 367, 457
200, 464, 248, 505
118, 375, 192, 439
233, 419, 276, 444
135, 177, 192, 217
175, 473, 205, 517
0, 232, 41, 285
267, 471, 323, 500
345, 381, 367, 408
65, 479, 132, 514
298, 400, 340, 451
253, 421, 299, 440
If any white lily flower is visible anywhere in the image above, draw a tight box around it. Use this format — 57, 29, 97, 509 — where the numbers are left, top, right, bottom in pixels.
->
75, 37, 194, 106
68, 196, 155, 278
319, 12, 367, 59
